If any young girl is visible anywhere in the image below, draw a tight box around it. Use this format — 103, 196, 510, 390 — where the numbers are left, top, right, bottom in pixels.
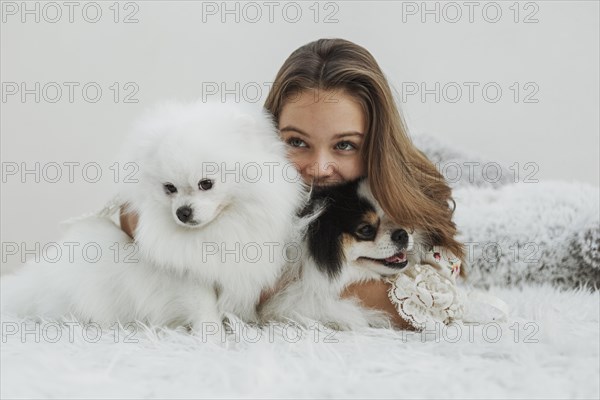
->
120, 38, 466, 331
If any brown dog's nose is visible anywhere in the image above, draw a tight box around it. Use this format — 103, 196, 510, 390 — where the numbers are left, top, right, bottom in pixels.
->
391, 229, 408, 247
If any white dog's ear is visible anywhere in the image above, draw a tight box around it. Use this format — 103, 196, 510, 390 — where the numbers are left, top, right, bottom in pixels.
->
233, 111, 260, 129
233, 108, 280, 149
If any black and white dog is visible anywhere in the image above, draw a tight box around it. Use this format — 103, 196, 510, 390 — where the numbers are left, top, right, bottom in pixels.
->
259, 177, 432, 330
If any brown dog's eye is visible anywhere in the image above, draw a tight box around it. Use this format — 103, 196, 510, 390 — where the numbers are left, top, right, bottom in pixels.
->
198, 179, 213, 190
356, 224, 376, 239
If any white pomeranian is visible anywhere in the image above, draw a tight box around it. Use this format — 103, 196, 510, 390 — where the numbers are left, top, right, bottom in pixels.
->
1, 100, 309, 335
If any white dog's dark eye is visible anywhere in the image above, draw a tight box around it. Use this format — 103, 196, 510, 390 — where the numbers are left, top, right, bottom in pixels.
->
357, 224, 376, 239
198, 179, 213, 190
163, 183, 177, 194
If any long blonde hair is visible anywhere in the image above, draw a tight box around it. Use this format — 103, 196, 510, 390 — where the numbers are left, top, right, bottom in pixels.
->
264, 38, 466, 266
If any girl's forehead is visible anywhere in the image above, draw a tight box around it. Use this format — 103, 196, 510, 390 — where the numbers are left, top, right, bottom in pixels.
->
279, 90, 367, 135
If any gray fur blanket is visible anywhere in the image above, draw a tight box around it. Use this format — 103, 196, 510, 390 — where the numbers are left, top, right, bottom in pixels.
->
413, 134, 600, 290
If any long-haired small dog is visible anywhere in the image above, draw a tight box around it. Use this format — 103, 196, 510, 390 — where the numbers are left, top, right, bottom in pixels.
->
1, 100, 308, 334
259, 177, 433, 330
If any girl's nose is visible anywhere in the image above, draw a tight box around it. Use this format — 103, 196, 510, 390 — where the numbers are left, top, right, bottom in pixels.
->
305, 153, 336, 181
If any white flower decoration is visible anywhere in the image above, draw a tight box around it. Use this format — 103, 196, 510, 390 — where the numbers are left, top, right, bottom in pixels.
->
387, 263, 465, 330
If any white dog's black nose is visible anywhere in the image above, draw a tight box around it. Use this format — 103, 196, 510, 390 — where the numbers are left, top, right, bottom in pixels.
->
176, 206, 193, 223
391, 229, 408, 247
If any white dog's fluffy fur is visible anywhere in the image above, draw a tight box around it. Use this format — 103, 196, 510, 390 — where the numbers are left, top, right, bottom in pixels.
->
1, 100, 308, 333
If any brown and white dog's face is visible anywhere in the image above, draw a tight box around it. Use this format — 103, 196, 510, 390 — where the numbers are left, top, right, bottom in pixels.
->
302, 177, 430, 279
346, 180, 429, 276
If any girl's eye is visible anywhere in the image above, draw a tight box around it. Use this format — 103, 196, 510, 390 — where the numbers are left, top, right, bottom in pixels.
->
335, 141, 357, 151
286, 137, 307, 148
163, 183, 177, 194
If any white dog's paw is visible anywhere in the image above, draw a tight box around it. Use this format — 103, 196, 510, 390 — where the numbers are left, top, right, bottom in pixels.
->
190, 316, 225, 344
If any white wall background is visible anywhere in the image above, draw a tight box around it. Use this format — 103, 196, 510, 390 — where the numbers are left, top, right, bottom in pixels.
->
1, 1, 599, 260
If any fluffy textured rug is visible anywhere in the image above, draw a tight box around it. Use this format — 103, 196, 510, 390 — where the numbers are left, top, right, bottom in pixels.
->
2, 284, 598, 399
1, 134, 598, 399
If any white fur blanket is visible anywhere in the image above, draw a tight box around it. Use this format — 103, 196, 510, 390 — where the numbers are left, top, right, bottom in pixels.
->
2, 284, 598, 398
2, 134, 598, 398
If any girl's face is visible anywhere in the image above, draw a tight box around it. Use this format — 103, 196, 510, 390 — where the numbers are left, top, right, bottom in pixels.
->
278, 89, 366, 187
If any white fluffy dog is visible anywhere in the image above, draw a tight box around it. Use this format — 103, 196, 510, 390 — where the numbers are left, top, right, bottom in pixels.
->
1, 100, 308, 334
